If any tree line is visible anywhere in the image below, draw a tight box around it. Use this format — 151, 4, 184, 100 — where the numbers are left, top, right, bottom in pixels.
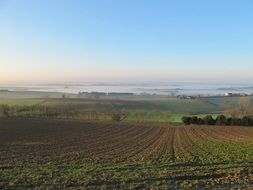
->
182, 115, 253, 126
0, 104, 129, 122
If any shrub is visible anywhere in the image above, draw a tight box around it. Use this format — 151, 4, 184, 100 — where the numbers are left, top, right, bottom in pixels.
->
241, 116, 251, 126
197, 118, 204, 125
231, 118, 242, 126
190, 116, 198, 124
112, 111, 129, 122
182, 116, 191, 125
216, 115, 227, 125
0, 104, 11, 117
112, 113, 121, 122
203, 115, 215, 125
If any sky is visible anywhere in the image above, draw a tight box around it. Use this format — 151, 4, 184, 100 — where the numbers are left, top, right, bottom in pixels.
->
0, 0, 253, 83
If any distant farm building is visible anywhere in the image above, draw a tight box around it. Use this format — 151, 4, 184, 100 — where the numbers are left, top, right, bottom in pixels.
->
224, 92, 233, 97
107, 92, 134, 96
224, 92, 249, 97
177, 95, 196, 99
78, 91, 106, 99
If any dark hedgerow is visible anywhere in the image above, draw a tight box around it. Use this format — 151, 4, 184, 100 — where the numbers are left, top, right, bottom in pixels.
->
182, 115, 253, 126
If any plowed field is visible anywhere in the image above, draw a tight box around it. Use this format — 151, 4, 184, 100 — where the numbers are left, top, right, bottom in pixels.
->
1, 119, 253, 189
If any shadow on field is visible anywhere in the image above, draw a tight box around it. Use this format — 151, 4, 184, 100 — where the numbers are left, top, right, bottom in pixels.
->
86, 161, 253, 174
170, 161, 253, 168
87, 173, 226, 188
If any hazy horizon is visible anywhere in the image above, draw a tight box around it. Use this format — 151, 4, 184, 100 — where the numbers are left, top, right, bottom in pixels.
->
1, 79, 253, 85
1, 0, 253, 82
1, 80, 253, 96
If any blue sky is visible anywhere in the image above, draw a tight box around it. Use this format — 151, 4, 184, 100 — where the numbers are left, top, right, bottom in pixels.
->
0, 0, 253, 82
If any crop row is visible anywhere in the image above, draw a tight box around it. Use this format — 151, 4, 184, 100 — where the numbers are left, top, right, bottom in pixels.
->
1, 119, 253, 165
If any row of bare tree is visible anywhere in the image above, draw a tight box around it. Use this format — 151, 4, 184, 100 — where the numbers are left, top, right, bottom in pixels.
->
225, 97, 253, 118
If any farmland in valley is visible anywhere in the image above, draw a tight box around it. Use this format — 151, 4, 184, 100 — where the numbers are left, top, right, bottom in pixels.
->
1, 118, 253, 189
0, 92, 249, 124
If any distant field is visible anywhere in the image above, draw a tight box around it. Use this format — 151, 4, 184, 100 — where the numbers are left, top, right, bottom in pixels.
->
43, 96, 250, 114
142, 97, 221, 114
204, 96, 242, 106
0, 91, 75, 99
0, 99, 44, 106
0, 95, 249, 124
1, 119, 253, 189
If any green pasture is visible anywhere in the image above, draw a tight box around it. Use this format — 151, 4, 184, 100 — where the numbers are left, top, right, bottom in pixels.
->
41, 97, 223, 114
0, 99, 44, 106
